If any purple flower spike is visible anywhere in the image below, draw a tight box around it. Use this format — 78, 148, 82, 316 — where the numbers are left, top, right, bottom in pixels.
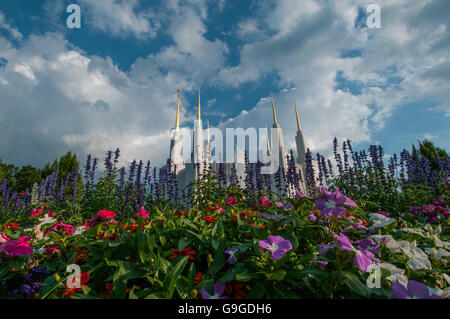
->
392, 281, 443, 299
258, 235, 292, 260
224, 248, 240, 265
200, 284, 229, 299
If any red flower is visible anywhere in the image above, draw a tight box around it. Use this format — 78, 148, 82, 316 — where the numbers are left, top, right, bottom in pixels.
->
202, 216, 216, 223
62, 272, 91, 299
168, 246, 196, 261
206, 204, 224, 212
194, 272, 203, 285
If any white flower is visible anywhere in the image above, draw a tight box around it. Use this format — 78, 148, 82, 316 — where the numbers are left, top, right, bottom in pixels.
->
378, 263, 408, 287
39, 214, 57, 226
425, 247, 450, 260
369, 213, 395, 228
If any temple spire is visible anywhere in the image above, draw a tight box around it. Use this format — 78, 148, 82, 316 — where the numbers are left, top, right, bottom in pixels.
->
294, 100, 302, 131
175, 89, 181, 131
198, 89, 201, 121
271, 95, 278, 127
266, 125, 271, 154
207, 121, 210, 146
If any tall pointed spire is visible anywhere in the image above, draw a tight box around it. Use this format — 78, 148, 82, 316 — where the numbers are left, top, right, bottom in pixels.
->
271, 95, 278, 127
294, 100, 302, 131
207, 121, 210, 146
198, 89, 201, 121
266, 125, 271, 154
175, 89, 181, 131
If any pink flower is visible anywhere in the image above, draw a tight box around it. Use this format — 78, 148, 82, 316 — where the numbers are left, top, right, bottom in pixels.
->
97, 210, 117, 219
0, 233, 10, 243
44, 246, 60, 255
29, 206, 45, 217
226, 196, 237, 206
257, 196, 272, 208
89, 210, 117, 227
0, 236, 33, 257
135, 206, 150, 218
44, 221, 76, 236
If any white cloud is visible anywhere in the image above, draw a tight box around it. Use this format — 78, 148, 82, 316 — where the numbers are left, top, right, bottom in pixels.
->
216, 0, 450, 155
78, 0, 158, 38
0, 11, 22, 40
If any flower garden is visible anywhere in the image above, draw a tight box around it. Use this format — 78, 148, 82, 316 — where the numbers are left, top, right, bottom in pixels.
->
0, 139, 449, 299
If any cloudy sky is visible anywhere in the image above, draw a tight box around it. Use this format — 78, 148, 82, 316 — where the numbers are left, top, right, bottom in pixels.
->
0, 0, 449, 169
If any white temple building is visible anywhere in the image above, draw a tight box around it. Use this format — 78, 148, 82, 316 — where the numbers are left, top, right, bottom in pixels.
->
167, 90, 309, 196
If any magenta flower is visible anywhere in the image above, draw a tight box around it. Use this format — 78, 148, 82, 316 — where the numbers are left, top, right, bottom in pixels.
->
89, 210, 117, 227
258, 196, 272, 208
0, 236, 33, 257
376, 211, 390, 217
258, 235, 292, 260
200, 283, 229, 299
135, 206, 150, 218
315, 186, 357, 218
392, 281, 443, 299
226, 196, 237, 206
0, 233, 10, 243
336, 233, 379, 272
307, 213, 317, 222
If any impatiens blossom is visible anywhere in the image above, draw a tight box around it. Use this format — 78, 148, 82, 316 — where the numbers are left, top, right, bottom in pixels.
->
0, 236, 33, 256
392, 281, 443, 299
29, 206, 45, 217
376, 211, 390, 217
89, 210, 117, 227
0, 233, 10, 243
336, 233, 380, 272
256, 196, 272, 208
224, 248, 240, 265
135, 206, 150, 218
226, 196, 237, 206
44, 221, 76, 236
206, 204, 225, 212
258, 235, 292, 260
315, 187, 357, 218
96, 210, 117, 219
200, 283, 228, 299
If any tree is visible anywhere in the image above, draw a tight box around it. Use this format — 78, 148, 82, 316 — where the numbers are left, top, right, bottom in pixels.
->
414, 139, 449, 171
14, 165, 42, 192
0, 158, 18, 187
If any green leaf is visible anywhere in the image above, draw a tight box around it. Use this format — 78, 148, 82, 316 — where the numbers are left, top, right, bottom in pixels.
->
112, 262, 128, 299
342, 272, 371, 297
178, 238, 192, 251
235, 263, 253, 282
163, 256, 189, 298
266, 269, 287, 281
209, 241, 225, 274
219, 268, 236, 283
